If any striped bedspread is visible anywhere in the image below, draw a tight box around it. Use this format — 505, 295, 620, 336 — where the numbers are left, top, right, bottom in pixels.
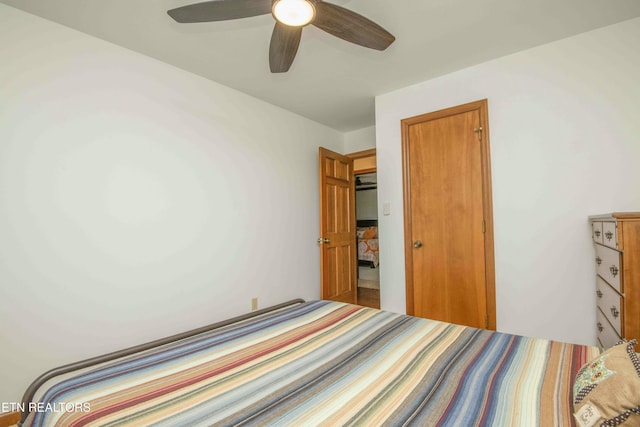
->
26, 300, 598, 426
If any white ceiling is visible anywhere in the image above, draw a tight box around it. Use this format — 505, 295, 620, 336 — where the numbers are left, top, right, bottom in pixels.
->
3, 0, 640, 131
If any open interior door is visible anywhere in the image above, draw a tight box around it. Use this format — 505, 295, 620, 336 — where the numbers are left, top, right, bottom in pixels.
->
318, 147, 357, 304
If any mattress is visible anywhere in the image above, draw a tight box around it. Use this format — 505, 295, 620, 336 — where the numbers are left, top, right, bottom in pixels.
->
24, 300, 598, 426
357, 238, 379, 267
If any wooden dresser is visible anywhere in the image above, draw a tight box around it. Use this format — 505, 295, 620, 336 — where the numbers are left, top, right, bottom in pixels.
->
589, 212, 640, 351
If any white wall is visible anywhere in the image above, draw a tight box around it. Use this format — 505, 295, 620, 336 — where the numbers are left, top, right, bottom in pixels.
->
356, 188, 378, 220
0, 4, 343, 404
376, 17, 640, 346
344, 126, 376, 153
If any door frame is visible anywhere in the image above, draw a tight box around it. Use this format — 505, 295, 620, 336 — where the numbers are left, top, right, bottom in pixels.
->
401, 99, 496, 330
348, 148, 377, 174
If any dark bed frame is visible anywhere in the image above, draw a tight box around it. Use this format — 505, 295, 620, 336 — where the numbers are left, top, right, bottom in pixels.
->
356, 219, 378, 228
18, 298, 306, 425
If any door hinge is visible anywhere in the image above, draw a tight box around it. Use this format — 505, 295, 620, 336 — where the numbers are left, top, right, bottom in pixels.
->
474, 126, 483, 141
485, 315, 489, 329
482, 220, 486, 234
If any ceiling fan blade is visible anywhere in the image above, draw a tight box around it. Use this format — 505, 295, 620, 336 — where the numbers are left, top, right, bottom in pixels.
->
312, 2, 395, 50
269, 22, 303, 73
167, 0, 272, 23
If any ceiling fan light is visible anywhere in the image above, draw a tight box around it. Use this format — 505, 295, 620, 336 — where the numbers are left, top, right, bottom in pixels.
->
272, 0, 315, 27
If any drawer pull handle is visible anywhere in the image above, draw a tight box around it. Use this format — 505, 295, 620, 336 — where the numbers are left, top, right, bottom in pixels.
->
597, 322, 603, 332
610, 265, 619, 277
596, 290, 603, 298
594, 230, 601, 237
595, 257, 602, 265
605, 231, 613, 241
610, 306, 619, 318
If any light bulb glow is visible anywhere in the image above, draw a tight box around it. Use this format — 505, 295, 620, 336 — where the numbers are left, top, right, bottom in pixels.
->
272, 0, 315, 27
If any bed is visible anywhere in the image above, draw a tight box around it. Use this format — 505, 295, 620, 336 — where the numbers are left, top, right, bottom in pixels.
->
357, 220, 379, 268
17, 299, 640, 426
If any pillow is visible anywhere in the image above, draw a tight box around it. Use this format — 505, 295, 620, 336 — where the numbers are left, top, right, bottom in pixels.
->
362, 227, 377, 239
573, 340, 640, 427
356, 226, 377, 239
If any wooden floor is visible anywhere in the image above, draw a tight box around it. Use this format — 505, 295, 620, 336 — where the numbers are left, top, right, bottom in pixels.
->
357, 287, 380, 309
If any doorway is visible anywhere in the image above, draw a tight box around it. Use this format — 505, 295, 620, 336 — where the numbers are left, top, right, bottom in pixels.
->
401, 100, 495, 329
318, 147, 380, 309
349, 149, 380, 309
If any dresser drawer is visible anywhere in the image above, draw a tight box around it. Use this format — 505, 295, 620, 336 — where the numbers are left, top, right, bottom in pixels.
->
592, 222, 603, 245
602, 222, 618, 249
597, 308, 621, 350
594, 244, 622, 292
596, 276, 623, 335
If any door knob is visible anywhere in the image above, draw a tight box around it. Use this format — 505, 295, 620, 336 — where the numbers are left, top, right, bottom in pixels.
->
413, 240, 423, 248
317, 237, 330, 244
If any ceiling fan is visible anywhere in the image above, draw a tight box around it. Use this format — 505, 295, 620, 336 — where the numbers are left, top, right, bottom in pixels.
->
167, 0, 395, 73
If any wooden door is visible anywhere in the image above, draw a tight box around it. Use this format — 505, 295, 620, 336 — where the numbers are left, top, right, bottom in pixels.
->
319, 147, 357, 304
401, 100, 496, 329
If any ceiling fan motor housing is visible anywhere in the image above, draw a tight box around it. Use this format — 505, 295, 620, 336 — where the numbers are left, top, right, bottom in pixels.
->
272, 0, 317, 27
